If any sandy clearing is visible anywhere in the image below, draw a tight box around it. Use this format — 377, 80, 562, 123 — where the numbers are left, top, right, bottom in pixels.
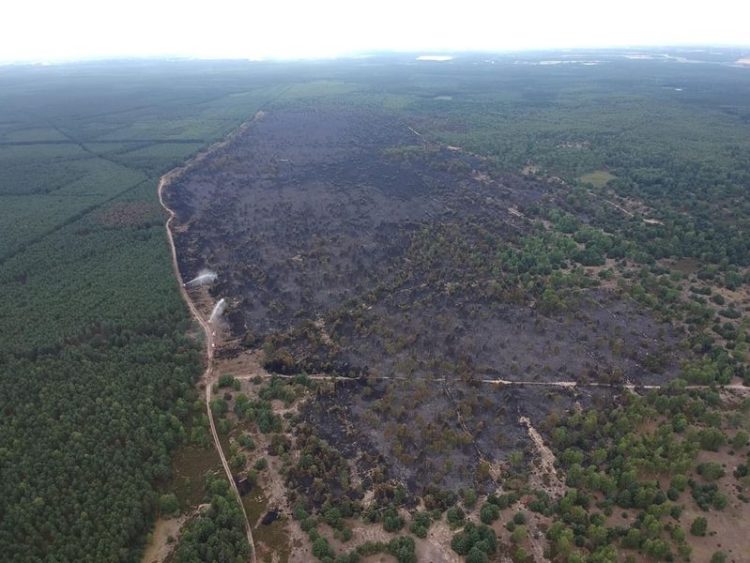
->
141, 516, 187, 563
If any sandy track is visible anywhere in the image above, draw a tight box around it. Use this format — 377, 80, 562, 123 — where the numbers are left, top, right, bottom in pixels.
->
157, 121, 260, 563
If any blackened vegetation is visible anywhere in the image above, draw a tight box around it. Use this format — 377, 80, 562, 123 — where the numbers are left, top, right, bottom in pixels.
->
286, 422, 364, 508
168, 108, 685, 495
234, 475, 252, 496
294, 289, 682, 386
301, 378, 615, 496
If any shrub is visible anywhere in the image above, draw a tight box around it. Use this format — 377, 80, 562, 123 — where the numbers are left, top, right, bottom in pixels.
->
387, 536, 417, 563
690, 516, 707, 536
383, 506, 404, 532
711, 551, 727, 563
159, 493, 179, 516
446, 506, 465, 528
697, 462, 725, 481
732, 430, 749, 450
409, 511, 431, 538
451, 522, 497, 556
480, 502, 500, 524
312, 537, 334, 560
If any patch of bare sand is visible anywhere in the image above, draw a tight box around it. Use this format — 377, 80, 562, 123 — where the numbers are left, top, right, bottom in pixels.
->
141, 513, 194, 563
215, 348, 267, 377
314, 317, 335, 347
417, 519, 461, 563
520, 416, 565, 499
361, 555, 397, 563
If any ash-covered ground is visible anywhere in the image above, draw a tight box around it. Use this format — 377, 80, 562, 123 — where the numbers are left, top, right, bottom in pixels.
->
167, 107, 687, 494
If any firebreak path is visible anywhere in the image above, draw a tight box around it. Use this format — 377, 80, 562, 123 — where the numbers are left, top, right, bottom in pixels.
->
233, 371, 750, 393
158, 147, 257, 563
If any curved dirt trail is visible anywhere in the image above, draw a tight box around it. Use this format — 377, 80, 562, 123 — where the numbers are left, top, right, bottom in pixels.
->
157, 126, 258, 563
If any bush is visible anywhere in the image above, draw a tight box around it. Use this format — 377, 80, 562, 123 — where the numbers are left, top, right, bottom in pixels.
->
387, 536, 417, 563
324, 506, 343, 530
671, 474, 688, 492
218, 373, 237, 388
409, 511, 432, 538
446, 506, 465, 528
690, 516, 707, 536
463, 488, 478, 508
312, 537, 334, 560
237, 433, 255, 450
480, 502, 500, 524
383, 506, 404, 532
513, 547, 530, 562
697, 428, 726, 451
670, 504, 683, 519
511, 525, 527, 544
697, 462, 725, 481
229, 453, 246, 471
159, 493, 179, 516
466, 547, 489, 563
487, 492, 518, 510
690, 481, 727, 510
293, 504, 309, 521
732, 430, 749, 450
451, 522, 497, 557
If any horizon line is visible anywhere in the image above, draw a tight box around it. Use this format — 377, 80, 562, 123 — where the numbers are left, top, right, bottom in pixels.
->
2, 44, 750, 68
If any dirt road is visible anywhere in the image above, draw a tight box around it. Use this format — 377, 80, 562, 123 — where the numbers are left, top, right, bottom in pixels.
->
158, 153, 257, 563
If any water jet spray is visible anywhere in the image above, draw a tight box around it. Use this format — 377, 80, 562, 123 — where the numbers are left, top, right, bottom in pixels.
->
185, 269, 218, 287
209, 298, 226, 324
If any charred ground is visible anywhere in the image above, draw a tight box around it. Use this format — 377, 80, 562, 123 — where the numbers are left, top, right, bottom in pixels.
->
166, 106, 685, 496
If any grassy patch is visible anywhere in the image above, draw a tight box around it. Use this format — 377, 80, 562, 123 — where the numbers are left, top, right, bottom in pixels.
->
579, 169, 616, 188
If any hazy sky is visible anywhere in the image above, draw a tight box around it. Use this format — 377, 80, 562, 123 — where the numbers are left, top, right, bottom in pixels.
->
2, 0, 749, 62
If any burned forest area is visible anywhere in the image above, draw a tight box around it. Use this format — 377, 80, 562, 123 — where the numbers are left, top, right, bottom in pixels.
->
166, 107, 684, 501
